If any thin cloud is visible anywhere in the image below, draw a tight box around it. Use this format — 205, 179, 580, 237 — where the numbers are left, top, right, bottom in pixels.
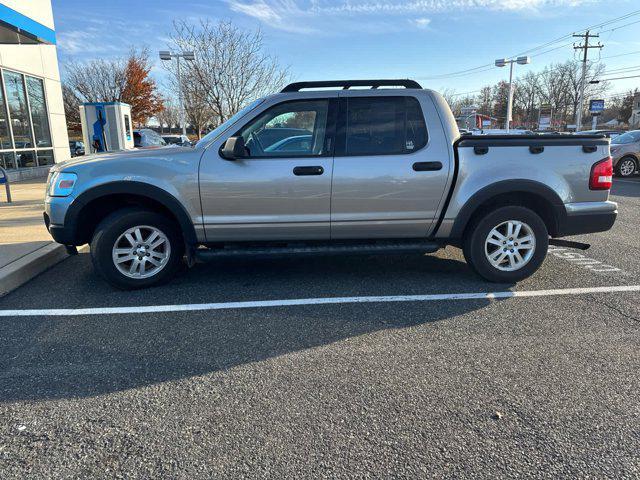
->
410, 17, 431, 29
228, 0, 597, 33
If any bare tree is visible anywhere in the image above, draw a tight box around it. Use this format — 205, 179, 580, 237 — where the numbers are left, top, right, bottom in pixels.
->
64, 57, 127, 103
156, 98, 180, 133
62, 84, 82, 132
513, 71, 540, 126
166, 19, 289, 122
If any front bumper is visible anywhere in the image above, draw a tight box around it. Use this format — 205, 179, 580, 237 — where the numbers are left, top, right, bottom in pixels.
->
556, 201, 617, 237
44, 195, 77, 245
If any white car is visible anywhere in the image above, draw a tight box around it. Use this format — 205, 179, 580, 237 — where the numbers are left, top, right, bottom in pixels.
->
162, 134, 191, 146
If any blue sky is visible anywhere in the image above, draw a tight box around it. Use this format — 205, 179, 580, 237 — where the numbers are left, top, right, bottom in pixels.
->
52, 0, 640, 97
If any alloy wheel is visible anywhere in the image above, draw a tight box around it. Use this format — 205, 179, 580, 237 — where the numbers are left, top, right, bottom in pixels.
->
484, 220, 536, 272
619, 158, 635, 177
111, 225, 171, 278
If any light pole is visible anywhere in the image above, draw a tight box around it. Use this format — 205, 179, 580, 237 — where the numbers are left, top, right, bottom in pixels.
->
159, 50, 195, 137
495, 56, 531, 132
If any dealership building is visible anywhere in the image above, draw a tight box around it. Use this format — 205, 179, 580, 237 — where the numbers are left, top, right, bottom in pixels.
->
0, 0, 69, 181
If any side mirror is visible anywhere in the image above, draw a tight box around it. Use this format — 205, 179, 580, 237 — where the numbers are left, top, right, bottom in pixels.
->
221, 136, 247, 160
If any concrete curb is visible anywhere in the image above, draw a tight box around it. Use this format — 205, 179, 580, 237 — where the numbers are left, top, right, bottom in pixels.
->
0, 243, 69, 297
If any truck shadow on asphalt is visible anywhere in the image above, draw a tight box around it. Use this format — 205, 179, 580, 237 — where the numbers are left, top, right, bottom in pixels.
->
0, 252, 512, 402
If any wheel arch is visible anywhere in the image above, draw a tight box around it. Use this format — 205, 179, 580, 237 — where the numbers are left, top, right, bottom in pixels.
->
450, 180, 565, 240
65, 182, 198, 246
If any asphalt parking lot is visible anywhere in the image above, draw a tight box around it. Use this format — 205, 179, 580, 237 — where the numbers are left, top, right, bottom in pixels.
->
1, 179, 639, 478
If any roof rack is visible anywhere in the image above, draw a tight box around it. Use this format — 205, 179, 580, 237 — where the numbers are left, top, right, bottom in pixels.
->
280, 79, 423, 93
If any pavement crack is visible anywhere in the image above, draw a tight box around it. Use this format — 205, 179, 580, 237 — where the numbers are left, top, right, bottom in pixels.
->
586, 296, 640, 326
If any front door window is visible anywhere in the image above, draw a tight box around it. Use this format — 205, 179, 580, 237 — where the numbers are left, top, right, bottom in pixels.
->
236, 100, 330, 157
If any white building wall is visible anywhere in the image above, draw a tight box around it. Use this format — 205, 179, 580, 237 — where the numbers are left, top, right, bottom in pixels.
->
0, 1, 69, 180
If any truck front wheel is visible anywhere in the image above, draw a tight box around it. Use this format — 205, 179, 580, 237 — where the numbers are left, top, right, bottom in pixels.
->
90, 208, 185, 290
463, 206, 548, 283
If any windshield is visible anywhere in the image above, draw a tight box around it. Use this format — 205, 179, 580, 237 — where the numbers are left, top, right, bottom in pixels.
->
196, 99, 265, 148
612, 131, 640, 144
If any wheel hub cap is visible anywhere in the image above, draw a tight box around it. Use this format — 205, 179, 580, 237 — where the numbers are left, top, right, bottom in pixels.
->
484, 220, 536, 272
112, 225, 171, 279
620, 160, 634, 176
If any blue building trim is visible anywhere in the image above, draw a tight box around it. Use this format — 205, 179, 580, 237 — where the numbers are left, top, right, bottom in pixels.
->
0, 4, 56, 45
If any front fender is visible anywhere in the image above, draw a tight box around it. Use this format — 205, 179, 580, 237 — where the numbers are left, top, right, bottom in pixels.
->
64, 181, 198, 245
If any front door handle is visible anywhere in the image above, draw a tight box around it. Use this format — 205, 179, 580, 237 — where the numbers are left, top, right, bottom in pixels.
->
413, 161, 443, 172
293, 166, 324, 176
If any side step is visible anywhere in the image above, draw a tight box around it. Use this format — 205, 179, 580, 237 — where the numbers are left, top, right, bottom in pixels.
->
549, 238, 590, 251
194, 240, 441, 261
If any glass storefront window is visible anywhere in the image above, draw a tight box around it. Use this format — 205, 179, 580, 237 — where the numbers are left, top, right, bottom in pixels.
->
0, 151, 15, 170
0, 77, 11, 150
36, 149, 54, 166
3, 70, 34, 148
0, 70, 55, 170
16, 150, 36, 168
26, 76, 52, 148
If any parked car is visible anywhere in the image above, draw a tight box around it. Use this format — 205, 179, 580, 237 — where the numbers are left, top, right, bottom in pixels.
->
610, 130, 640, 178
44, 79, 616, 289
162, 134, 191, 147
69, 141, 85, 157
133, 129, 167, 148
575, 129, 624, 139
264, 134, 313, 153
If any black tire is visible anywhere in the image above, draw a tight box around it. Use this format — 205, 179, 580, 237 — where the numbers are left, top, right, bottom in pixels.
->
463, 206, 548, 283
615, 156, 637, 178
90, 208, 185, 290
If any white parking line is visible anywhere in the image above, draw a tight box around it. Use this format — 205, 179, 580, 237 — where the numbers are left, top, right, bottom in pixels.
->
1, 285, 639, 317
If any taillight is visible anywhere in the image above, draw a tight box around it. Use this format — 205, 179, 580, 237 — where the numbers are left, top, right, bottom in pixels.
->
589, 156, 613, 190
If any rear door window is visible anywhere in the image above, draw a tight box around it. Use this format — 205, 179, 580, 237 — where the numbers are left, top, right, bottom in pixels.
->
344, 96, 428, 156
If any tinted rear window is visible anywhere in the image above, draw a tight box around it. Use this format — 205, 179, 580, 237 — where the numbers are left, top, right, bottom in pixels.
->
345, 96, 427, 156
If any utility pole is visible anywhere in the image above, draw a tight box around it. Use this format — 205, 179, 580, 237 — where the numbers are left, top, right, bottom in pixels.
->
573, 31, 603, 131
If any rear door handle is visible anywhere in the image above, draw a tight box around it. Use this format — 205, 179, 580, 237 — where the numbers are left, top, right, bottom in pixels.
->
293, 166, 324, 176
412, 161, 443, 172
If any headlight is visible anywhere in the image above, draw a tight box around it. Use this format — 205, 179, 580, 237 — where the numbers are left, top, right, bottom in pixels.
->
49, 172, 77, 197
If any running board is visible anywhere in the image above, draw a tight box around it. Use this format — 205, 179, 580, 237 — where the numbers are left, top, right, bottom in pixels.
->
549, 238, 590, 250
194, 241, 441, 261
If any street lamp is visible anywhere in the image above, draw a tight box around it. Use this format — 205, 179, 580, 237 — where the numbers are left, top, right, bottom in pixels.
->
159, 50, 195, 137
495, 56, 531, 132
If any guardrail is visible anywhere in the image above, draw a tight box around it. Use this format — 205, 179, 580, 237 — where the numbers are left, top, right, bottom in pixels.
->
0, 166, 11, 203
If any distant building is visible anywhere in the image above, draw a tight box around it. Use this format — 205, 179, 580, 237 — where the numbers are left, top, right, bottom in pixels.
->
629, 92, 640, 129
456, 106, 497, 130
0, 0, 69, 181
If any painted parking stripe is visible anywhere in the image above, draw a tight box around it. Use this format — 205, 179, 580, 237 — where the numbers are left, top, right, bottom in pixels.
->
1, 285, 639, 317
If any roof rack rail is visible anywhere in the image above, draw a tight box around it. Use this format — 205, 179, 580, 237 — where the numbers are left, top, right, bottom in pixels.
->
280, 79, 422, 93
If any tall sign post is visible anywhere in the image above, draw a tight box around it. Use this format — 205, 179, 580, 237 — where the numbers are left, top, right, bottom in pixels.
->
589, 99, 605, 130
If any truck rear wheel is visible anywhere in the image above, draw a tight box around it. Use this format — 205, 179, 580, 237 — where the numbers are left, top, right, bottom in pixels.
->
463, 206, 548, 283
90, 208, 185, 290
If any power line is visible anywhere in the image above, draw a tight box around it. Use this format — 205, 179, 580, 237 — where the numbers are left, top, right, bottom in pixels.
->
594, 74, 640, 82
600, 49, 640, 60
419, 9, 640, 81
602, 65, 640, 75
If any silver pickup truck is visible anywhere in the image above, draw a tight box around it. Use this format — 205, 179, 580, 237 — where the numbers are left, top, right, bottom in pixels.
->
44, 79, 616, 289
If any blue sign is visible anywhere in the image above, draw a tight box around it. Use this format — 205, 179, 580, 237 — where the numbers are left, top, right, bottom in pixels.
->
589, 99, 605, 113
